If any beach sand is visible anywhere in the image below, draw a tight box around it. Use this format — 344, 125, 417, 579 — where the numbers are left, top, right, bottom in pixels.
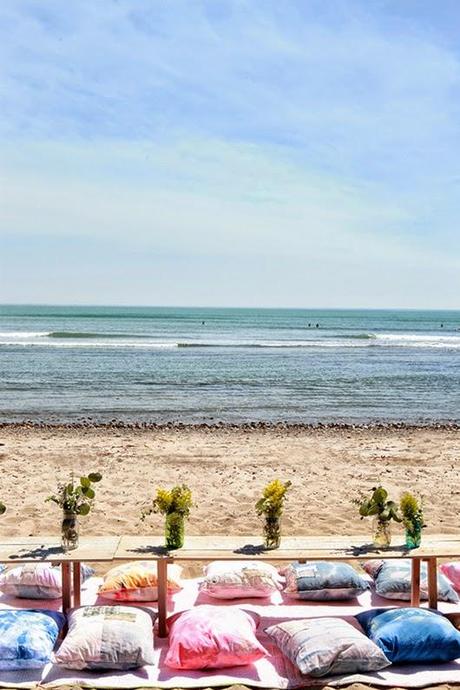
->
0, 424, 459, 690
0, 424, 459, 543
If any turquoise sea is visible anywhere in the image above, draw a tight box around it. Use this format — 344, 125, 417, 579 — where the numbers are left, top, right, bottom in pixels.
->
0, 305, 459, 424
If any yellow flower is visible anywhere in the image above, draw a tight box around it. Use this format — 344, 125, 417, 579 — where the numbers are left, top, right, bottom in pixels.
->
256, 479, 291, 518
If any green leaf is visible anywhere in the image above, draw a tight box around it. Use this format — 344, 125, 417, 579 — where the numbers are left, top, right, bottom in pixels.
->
77, 503, 91, 516
80, 477, 91, 488
373, 487, 388, 503
82, 486, 95, 499
0, 502, 6, 515
88, 472, 102, 483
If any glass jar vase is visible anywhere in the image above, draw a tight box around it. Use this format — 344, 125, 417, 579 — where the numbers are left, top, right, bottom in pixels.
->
373, 517, 391, 548
61, 511, 79, 551
165, 511, 185, 550
263, 515, 281, 550
405, 526, 422, 550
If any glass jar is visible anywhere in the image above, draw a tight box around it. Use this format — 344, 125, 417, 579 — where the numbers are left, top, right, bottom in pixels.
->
405, 526, 422, 550
373, 517, 391, 548
263, 515, 281, 550
165, 511, 185, 550
61, 511, 79, 551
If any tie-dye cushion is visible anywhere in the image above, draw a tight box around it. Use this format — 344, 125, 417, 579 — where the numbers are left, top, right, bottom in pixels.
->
53, 605, 156, 670
440, 562, 460, 591
363, 559, 459, 603
265, 617, 390, 677
357, 607, 460, 664
165, 605, 267, 669
0, 563, 94, 599
199, 560, 282, 599
284, 561, 369, 600
0, 609, 65, 670
98, 561, 183, 601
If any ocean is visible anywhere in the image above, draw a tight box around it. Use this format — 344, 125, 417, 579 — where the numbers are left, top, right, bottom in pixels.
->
0, 305, 459, 424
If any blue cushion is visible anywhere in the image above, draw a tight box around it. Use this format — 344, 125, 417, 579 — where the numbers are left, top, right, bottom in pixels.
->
372, 560, 458, 603
0, 609, 65, 670
284, 561, 369, 601
356, 607, 460, 664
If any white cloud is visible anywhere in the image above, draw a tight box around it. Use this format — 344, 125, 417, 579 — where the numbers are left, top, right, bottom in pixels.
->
1, 1, 460, 306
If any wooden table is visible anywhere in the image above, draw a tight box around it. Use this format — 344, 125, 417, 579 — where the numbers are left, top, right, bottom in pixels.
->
1, 535, 459, 638
0, 536, 120, 611
115, 534, 460, 637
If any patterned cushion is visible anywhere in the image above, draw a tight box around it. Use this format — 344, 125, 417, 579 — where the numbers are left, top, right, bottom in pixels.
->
98, 561, 183, 601
364, 559, 459, 603
440, 562, 460, 591
199, 561, 282, 599
0, 609, 65, 670
165, 605, 267, 669
284, 561, 369, 600
53, 605, 156, 670
265, 617, 390, 677
357, 607, 460, 664
0, 563, 94, 599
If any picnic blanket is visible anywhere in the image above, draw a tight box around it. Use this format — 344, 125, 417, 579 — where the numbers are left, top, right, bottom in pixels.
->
0, 576, 460, 688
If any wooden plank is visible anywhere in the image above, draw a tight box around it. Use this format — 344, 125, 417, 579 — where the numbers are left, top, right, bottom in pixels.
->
427, 557, 438, 609
411, 557, 421, 607
61, 562, 71, 613
1, 534, 459, 564
72, 561, 81, 608
0, 536, 120, 563
156, 559, 168, 639
114, 534, 460, 562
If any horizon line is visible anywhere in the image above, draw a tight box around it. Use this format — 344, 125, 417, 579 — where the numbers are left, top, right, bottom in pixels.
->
1, 303, 460, 312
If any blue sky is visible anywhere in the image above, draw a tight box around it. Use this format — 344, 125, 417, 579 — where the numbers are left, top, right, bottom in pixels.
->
1, 0, 460, 307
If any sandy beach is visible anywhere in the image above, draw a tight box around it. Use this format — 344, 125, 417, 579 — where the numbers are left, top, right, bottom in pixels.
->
0, 423, 459, 690
1, 423, 459, 551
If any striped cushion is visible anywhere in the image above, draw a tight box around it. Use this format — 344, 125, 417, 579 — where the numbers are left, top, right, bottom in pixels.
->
265, 617, 390, 677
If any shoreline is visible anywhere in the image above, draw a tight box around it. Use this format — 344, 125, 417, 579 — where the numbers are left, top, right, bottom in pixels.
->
1, 420, 460, 431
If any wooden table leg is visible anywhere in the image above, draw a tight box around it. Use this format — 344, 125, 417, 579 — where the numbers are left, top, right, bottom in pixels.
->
411, 557, 421, 607
157, 559, 168, 638
427, 557, 438, 609
61, 562, 71, 613
73, 561, 81, 608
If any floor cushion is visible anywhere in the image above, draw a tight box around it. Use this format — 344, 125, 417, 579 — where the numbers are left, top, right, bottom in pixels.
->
356, 607, 460, 664
0, 563, 94, 599
165, 604, 267, 669
98, 561, 183, 601
284, 561, 369, 600
53, 605, 156, 670
265, 617, 390, 677
0, 609, 65, 670
363, 559, 458, 603
199, 560, 282, 599
440, 562, 460, 590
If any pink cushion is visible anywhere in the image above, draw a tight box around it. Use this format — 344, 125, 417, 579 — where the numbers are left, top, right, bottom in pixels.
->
164, 605, 267, 670
440, 562, 460, 590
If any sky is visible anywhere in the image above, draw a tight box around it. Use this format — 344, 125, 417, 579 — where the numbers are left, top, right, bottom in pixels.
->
1, 0, 460, 308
